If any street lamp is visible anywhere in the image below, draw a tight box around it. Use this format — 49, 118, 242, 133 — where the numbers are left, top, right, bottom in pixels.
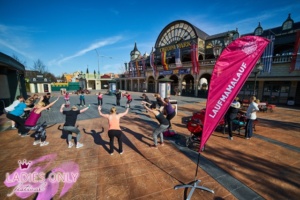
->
213, 44, 222, 59
253, 62, 263, 96
78, 71, 86, 90
95, 49, 113, 79
95, 49, 100, 79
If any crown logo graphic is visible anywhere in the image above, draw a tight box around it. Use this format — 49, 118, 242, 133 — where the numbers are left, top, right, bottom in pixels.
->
18, 159, 31, 170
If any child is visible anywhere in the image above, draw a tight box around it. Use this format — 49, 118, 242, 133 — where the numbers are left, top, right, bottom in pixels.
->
97, 92, 103, 106
64, 92, 70, 108
79, 92, 86, 107
122, 92, 132, 108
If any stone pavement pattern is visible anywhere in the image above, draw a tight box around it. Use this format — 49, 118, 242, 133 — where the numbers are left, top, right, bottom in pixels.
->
0, 92, 299, 200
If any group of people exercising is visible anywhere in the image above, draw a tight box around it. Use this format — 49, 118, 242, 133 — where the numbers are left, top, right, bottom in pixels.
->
5, 91, 177, 154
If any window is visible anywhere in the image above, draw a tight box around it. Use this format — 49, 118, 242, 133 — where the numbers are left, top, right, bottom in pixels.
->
282, 21, 292, 30
282, 14, 293, 31
254, 27, 263, 36
254, 22, 263, 36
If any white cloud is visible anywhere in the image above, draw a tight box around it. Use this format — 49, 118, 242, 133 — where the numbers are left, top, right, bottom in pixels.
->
56, 36, 123, 65
109, 8, 119, 15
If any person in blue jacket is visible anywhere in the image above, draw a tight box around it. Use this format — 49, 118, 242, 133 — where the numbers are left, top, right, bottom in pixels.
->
6, 96, 29, 136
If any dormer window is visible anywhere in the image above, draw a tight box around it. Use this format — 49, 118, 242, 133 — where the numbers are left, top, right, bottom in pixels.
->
282, 13, 293, 31
254, 22, 263, 36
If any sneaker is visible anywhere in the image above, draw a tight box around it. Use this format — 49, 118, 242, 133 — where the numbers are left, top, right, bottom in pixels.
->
40, 141, 49, 147
110, 153, 114, 155
33, 140, 41, 145
21, 133, 29, 137
160, 142, 165, 146
228, 136, 233, 140
76, 143, 83, 149
245, 137, 249, 140
149, 144, 158, 149
119, 151, 124, 155
11, 126, 16, 130
68, 142, 74, 148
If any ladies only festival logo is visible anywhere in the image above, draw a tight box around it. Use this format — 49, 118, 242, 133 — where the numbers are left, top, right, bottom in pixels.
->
4, 154, 79, 199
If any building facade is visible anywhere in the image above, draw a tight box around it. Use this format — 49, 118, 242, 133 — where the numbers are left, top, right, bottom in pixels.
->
25, 70, 52, 94
117, 15, 300, 105
0, 52, 27, 111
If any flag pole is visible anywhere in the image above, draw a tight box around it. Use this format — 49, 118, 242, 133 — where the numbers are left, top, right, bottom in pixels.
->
174, 36, 269, 200
174, 151, 214, 200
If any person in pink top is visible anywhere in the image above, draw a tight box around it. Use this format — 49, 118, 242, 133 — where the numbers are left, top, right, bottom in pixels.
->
64, 92, 70, 108
122, 92, 132, 108
98, 105, 129, 155
97, 92, 103, 106
24, 96, 60, 146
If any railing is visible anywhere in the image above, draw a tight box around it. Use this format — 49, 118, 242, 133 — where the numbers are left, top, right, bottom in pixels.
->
272, 55, 293, 63
122, 54, 296, 75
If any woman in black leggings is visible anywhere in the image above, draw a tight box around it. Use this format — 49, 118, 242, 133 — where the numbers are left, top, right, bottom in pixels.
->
98, 105, 129, 155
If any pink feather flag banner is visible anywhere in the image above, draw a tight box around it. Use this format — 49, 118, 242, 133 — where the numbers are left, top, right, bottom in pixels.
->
200, 36, 270, 151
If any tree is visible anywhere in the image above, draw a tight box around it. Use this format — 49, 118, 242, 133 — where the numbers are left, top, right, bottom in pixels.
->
33, 59, 47, 74
44, 72, 57, 82
118, 64, 126, 74
12, 54, 28, 69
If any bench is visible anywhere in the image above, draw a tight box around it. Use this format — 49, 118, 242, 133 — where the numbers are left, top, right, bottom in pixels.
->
258, 102, 268, 112
267, 104, 276, 112
241, 99, 250, 110
232, 113, 258, 134
258, 102, 275, 112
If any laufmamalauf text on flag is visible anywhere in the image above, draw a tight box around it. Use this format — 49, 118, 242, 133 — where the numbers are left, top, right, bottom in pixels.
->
200, 36, 270, 151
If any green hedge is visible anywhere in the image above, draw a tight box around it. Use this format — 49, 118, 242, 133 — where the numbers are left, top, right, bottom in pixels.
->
51, 82, 80, 91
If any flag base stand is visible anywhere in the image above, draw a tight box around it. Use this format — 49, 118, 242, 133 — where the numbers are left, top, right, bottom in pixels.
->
173, 153, 214, 200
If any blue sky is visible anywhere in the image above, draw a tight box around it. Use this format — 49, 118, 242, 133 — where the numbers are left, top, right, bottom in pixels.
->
1, 0, 299, 77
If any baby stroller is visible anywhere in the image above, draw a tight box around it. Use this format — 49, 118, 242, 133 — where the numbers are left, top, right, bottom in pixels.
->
186, 109, 226, 151
186, 119, 203, 150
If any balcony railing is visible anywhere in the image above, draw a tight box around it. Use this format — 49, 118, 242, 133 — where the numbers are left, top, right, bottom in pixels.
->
122, 54, 297, 75
272, 54, 294, 63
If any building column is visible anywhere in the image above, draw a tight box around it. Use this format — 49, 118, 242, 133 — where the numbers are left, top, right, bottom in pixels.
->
144, 79, 148, 92
130, 79, 133, 91
119, 79, 122, 90
257, 81, 264, 100
178, 76, 182, 96
194, 74, 199, 97
155, 79, 158, 93
124, 80, 127, 91
137, 79, 140, 92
